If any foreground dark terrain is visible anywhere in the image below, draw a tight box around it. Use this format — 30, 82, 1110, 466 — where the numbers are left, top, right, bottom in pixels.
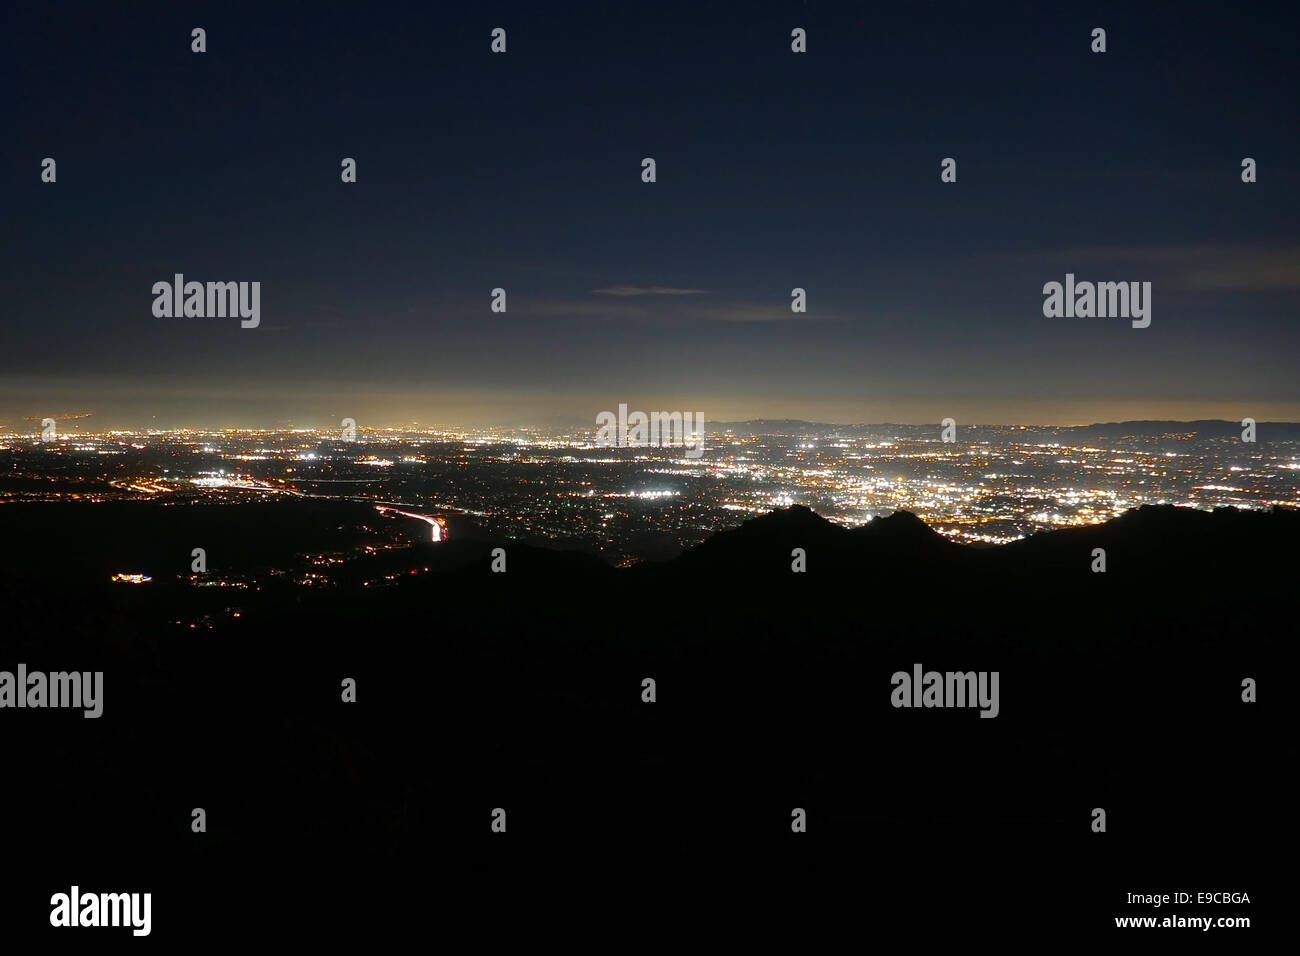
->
0, 501, 1292, 941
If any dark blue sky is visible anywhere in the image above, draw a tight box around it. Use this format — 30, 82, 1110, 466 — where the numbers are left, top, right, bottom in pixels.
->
2, 1, 1297, 428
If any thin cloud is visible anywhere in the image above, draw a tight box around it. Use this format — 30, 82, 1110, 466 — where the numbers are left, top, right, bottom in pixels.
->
522, 298, 839, 322
679, 302, 822, 322
591, 286, 710, 296
980, 242, 1300, 292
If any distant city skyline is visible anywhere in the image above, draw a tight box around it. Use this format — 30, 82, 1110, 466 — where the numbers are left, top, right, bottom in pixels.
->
5, 405, 1300, 433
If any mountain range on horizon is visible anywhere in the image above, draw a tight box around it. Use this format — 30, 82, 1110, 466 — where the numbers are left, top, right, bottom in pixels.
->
704, 418, 1300, 438
6, 416, 1300, 437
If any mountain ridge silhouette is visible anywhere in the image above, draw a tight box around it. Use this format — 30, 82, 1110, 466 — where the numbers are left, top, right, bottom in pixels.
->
0, 496, 1291, 941
400, 501, 1300, 580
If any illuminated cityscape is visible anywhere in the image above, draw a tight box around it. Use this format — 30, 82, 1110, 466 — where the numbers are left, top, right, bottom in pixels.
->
4, 420, 1295, 564
4, 1, 1294, 940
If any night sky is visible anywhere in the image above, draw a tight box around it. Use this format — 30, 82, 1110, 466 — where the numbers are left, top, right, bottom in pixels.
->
3, 1, 1297, 428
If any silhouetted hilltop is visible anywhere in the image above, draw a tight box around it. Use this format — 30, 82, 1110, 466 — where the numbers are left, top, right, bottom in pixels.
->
652, 504, 959, 576
456, 501, 1294, 581
0, 497, 1291, 942
658, 501, 1298, 575
992, 503, 1299, 579
2, 498, 1293, 592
